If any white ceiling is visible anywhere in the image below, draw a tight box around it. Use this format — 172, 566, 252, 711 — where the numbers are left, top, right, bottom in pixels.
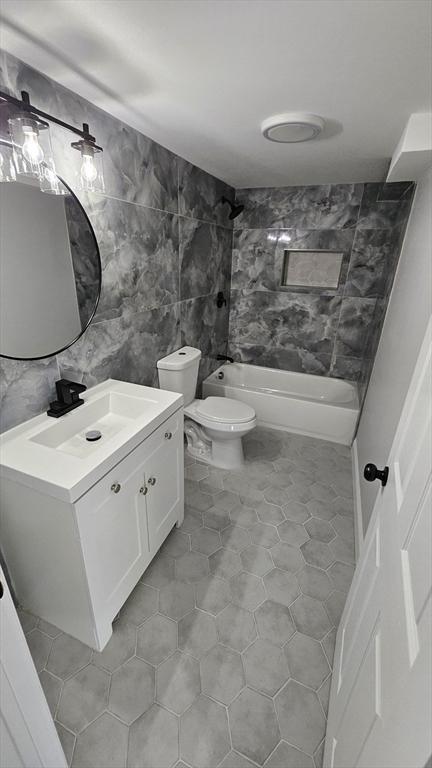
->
1, 0, 431, 188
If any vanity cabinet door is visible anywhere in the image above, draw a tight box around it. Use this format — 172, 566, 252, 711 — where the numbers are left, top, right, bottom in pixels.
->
74, 443, 150, 637
143, 411, 184, 553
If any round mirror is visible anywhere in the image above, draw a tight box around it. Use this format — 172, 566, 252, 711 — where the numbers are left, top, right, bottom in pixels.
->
0, 153, 101, 360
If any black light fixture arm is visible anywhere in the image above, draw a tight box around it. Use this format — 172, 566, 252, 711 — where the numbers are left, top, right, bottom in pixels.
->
0, 89, 99, 146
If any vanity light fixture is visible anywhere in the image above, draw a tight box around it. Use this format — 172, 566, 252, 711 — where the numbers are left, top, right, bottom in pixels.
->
261, 112, 325, 143
71, 123, 105, 194
0, 89, 105, 194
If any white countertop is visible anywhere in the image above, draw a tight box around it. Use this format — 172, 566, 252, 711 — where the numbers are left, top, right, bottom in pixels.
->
0, 379, 183, 502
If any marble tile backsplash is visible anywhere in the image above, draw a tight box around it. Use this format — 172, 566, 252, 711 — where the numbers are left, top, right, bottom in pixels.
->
0, 51, 233, 432
229, 181, 414, 400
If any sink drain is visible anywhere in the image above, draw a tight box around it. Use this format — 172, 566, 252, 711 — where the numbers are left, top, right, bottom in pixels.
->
85, 430, 102, 442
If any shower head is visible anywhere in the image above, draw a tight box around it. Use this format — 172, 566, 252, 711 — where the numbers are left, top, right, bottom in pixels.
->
221, 196, 244, 220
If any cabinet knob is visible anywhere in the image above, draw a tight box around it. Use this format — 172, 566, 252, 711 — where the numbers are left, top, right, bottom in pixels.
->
111, 482, 121, 494
139, 485, 148, 495
165, 431, 172, 440
148, 477, 156, 486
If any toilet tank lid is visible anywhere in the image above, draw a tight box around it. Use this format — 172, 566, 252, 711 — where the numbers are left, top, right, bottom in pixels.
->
157, 346, 201, 370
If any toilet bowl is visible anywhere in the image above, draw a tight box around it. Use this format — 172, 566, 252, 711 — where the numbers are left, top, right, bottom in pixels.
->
157, 347, 256, 469
184, 396, 256, 469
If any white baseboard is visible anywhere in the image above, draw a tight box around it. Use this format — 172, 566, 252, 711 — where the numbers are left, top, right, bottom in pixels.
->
351, 438, 363, 561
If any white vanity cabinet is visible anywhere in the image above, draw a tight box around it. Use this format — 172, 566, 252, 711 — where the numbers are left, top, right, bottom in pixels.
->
75, 411, 183, 645
0, 380, 184, 651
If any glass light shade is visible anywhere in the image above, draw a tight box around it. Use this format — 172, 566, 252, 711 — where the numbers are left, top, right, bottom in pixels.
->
8, 115, 55, 179
76, 143, 105, 194
39, 158, 68, 195
0, 142, 17, 182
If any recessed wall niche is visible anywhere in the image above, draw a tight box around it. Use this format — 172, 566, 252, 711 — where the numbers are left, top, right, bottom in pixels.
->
281, 249, 344, 291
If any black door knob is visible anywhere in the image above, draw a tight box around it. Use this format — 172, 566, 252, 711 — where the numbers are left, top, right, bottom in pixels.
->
363, 463, 389, 487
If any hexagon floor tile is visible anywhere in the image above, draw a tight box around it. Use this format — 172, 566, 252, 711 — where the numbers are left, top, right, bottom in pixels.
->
195, 575, 232, 615
216, 603, 257, 651
119, 582, 158, 626
229, 687, 281, 765
278, 520, 309, 547
109, 656, 154, 725
243, 638, 290, 696
241, 544, 274, 576
201, 643, 245, 704
92, 619, 136, 672
290, 595, 332, 639
159, 580, 195, 620
270, 541, 304, 573
209, 547, 243, 579
175, 550, 210, 583
190, 526, 221, 556
136, 614, 177, 665
128, 704, 179, 768
72, 712, 128, 768
57, 664, 110, 734
21, 426, 355, 768
297, 564, 333, 601
230, 571, 267, 611
264, 568, 300, 607
156, 650, 201, 715
46, 634, 92, 680
275, 680, 326, 754
254, 599, 296, 646
178, 608, 217, 658
265, 740, 314, 768
180, 694, 231, 767
285, 632, 331, 690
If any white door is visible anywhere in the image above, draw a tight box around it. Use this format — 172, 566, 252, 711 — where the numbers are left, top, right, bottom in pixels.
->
0, 566, 67, 768
325, 318, 432, 768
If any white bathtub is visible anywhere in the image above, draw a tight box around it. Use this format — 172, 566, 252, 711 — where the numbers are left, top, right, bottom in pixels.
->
202, 363, 359, 445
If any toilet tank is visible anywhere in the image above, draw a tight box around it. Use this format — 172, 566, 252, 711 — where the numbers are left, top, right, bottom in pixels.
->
157, 346, 201, 405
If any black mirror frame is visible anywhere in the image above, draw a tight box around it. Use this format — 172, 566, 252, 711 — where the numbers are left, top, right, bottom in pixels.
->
0, 156, 102, 362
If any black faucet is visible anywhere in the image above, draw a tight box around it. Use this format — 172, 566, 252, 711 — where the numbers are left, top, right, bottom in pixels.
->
217, 354, 234, 364
47, 379, 87, 418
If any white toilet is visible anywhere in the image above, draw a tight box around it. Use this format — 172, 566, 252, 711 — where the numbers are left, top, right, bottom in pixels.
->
157, 346, 256, 469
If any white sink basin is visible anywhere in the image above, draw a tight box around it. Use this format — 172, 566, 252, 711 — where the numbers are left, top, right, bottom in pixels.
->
31, 392, 161, 458
0, 379, 183, 502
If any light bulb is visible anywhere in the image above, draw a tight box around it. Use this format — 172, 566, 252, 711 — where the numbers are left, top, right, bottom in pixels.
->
22, 125, 44, 165
80, 153, 98, 184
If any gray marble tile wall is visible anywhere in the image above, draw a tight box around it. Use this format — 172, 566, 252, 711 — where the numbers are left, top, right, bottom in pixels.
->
0, 51, 233, 432
228, 182, 414, 401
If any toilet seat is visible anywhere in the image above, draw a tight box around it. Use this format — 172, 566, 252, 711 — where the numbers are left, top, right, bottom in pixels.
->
184, 397, 256, 433
196, 396, 255, 424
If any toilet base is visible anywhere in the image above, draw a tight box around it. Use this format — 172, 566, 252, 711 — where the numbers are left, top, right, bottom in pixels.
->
185, 438, 245, 470
209, 436, 245, 469
184, 418, 246, 469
